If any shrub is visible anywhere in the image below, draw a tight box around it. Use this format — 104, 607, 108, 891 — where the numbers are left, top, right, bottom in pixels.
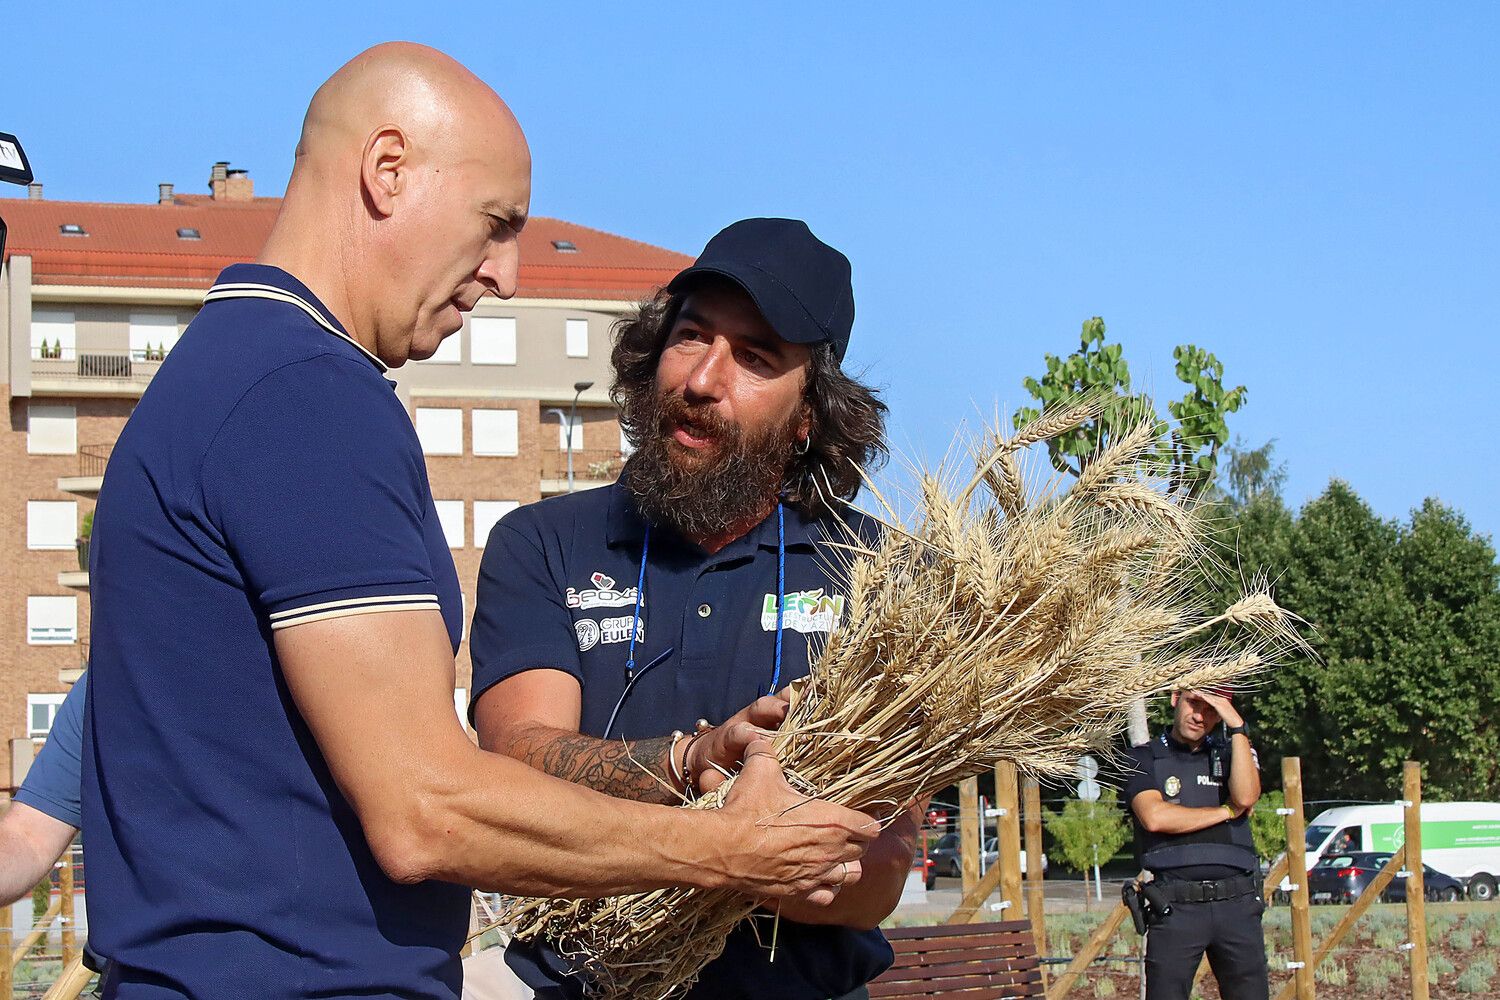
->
1314, 959, 1349, 986
1455, 958, 1496, 995
1448, 926, 1476, 953
1371, 918, 1406, 950
1094, 976, 1118, 998
1355, 954, 1401, 993
1429, 953, 1456, 980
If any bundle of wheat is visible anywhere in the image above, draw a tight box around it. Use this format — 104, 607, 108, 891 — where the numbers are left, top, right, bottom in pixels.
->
498, 400, 1305, 999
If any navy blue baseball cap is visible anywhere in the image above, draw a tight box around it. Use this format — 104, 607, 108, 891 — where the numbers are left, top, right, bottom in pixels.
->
667, 218, 855, 362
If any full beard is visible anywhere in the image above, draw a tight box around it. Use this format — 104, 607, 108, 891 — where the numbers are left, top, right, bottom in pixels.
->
621, 390, 799, 541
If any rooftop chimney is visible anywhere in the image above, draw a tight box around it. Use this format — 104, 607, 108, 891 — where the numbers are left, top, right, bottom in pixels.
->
209, 161, 229, 200
27, 182, 42, 200
158, 183, 175, 205
225, 168, 254, 202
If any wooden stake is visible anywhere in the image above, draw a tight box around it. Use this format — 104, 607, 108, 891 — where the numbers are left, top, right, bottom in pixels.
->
40, 955, 92, 1000
59, 852, 76, 967
1024, 777, 1048, 984
0, 928, 11, 1000
1272, 846, 1408, 1000
996, 762, 1024, 917
1045, 901, 1128, 1000
11, 895, 62, 968
1404, 761, 1429, 1000
946, 853, 1008, 925
960, 776, 981, 899
1282, 757, 1314, 1000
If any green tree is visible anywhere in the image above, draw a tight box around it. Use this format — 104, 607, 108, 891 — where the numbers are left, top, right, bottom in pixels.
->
1044, 787, 1131, 877
1014, 318, 1245, 497
1250, 789, 1286, 862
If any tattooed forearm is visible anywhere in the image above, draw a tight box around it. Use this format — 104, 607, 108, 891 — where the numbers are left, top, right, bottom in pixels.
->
501, 726, 680, 805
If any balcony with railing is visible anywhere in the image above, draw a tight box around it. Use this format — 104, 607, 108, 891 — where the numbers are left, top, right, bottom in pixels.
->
58, 443, 113, 497
540, 448, 626, 494
29, 347, 165, 395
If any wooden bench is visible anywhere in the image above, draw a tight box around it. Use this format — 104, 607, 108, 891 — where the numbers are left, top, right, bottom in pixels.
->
869, 920, 1044, 998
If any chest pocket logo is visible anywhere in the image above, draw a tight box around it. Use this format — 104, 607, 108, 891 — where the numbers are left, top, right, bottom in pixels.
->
761, 588, 845, 634
575, 619, 601, 651
1163, 775, 1181, 797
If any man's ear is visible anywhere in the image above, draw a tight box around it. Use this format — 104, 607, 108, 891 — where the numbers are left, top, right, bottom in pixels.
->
1169, 690, 1180, 708
361, 124, 408, 218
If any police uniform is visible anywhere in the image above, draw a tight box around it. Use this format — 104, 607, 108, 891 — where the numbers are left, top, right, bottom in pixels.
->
1123, 731, 1269, 1000
469, 482, 893, 1000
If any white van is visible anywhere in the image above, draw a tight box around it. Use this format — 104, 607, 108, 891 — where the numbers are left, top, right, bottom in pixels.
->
1299, 802, 1500, 900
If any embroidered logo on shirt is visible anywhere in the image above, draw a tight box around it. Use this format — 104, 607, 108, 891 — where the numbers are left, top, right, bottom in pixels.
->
566, 572, 640, 610
1164, 775, 1181, 797
575, 615, 644, 651
760, 588, 845, 634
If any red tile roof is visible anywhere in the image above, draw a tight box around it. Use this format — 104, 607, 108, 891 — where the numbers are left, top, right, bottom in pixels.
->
0, 195, 691, 300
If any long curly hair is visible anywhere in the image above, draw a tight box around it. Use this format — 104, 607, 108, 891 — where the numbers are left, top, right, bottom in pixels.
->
611, 287, 889, 519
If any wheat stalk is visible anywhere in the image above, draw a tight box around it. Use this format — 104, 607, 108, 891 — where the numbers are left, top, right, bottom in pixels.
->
495, 403, 1309, 999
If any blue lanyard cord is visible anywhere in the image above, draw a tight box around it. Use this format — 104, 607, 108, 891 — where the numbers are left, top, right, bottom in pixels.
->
624, 523, 651, 681
769, 502, 786, 695
616, 505, 786, 723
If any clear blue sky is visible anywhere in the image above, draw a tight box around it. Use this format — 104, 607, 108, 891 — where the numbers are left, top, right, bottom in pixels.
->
6, 3, 1497, 537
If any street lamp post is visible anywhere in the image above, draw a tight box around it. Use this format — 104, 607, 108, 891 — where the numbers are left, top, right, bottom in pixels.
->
546, 381, 594, 492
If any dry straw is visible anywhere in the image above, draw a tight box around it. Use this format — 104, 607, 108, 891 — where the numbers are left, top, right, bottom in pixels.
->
497, 400, 1306, 999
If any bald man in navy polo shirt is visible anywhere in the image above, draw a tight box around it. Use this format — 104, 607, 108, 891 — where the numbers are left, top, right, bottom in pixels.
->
471, 219, 922, 1000
81, 46, 875, 1000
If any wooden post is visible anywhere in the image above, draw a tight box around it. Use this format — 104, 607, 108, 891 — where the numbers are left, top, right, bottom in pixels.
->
1282, 757, 1314, 1000
1023, 777, 1048, 982
1272, 847, 1408, 1000
11, 895, 62, 968
41, 955, 92, 1000
946, 856, 1008, 924
59, 852, 76, 966
1046, 902, 1128, 1000
0, 928, 11, 1000
996, 762, 1024, 917
1404, 761, 1429, 1000
959, 776, 981, 899
1262, 852, 1290, 905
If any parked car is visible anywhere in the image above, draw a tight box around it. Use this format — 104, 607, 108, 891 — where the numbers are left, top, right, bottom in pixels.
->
1295, 801, 1500, 901
924, 834, 1047, 889
1307, 852, 1466, 905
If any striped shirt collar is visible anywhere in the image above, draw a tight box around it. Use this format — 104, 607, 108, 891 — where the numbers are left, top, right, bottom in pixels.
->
204, 264, 388, 373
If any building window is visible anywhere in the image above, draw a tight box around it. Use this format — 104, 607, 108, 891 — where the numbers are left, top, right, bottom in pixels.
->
27, 693, 68, 739
434, 500, 465, 549
27, 596, 77, 645
425, 327, 462, 364
472, 409, 519, 456
473, 500, 520, 549
28, 501, 78, 550
559, 413, 583, 451
129, 312, 180, 361
27, 404, 77, 455
31, 309, 76, 361
414, 408, 464, 455
471, 316, 517, 365
565, 318, 589, 358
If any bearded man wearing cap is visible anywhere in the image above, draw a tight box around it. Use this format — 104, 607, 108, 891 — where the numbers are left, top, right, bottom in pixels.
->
1122, 689, 1268, 1000
469, 218, 916, 999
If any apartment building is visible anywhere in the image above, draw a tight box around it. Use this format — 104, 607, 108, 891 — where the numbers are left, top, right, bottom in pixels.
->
0, 163, 690, 747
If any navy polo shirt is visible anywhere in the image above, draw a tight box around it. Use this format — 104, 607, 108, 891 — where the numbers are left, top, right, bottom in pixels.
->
470, 482, 893, 1000
15, 676, 86, 828
81, 264, 467, 999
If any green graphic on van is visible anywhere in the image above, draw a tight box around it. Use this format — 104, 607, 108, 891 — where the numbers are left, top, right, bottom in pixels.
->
1370, 821, 1500, 852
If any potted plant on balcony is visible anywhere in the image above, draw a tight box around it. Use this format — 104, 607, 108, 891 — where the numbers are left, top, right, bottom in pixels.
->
77, 510, 93, 572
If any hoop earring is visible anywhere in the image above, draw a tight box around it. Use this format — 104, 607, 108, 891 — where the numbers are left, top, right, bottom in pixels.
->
795, 436, 811, 456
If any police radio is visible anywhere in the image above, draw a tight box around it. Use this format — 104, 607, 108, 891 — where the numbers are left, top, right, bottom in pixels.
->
1209, 725, 1230, 782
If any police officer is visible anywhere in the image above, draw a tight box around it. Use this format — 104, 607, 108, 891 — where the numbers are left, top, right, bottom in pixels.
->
470, 218, 919, 1000
1123, 688, 1267, 1000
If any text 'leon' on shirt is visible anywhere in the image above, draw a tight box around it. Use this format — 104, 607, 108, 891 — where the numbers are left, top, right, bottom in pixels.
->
80, 264, 466, 1000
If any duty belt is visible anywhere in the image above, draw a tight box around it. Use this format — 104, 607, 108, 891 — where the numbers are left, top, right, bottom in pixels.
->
1158, 874, 1258, 903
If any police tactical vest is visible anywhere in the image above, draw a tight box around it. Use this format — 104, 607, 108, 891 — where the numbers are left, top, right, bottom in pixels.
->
1134, 732, 1257, 873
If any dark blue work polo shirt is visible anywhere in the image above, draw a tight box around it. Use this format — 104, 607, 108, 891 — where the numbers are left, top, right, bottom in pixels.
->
81, 264, 467, 1000
15, 674, 86, 828
470, 482, 893, 1000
